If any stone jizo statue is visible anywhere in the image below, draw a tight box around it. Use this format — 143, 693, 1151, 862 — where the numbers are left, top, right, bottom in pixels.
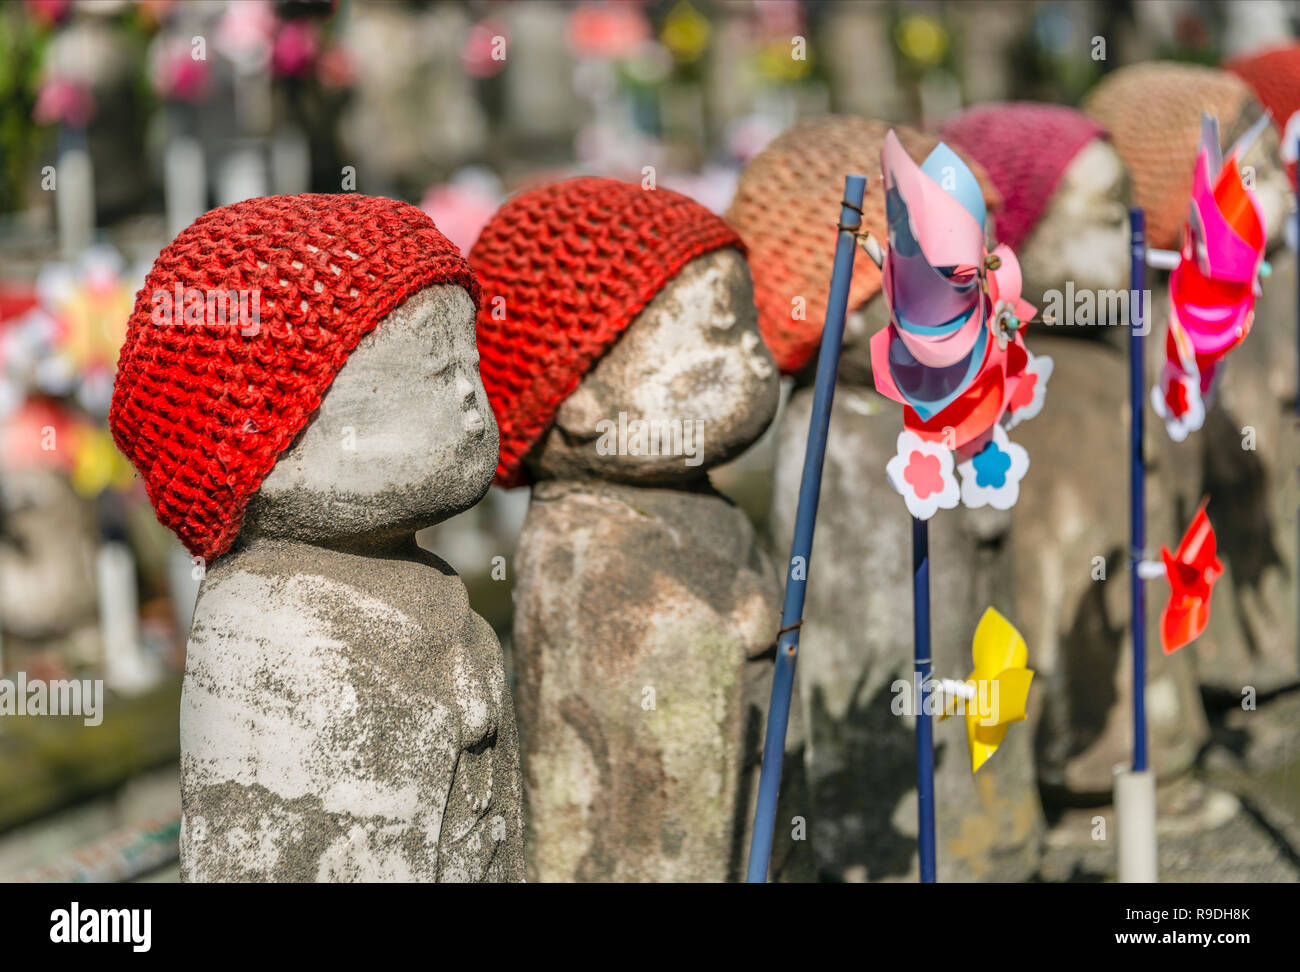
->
109, 194, 524, 882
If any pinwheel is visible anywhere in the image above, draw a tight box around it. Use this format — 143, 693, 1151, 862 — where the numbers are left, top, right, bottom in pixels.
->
1135, 502, 1224, 655
936, 607, 1034, 773
1152, 114, 1268, 441
868, 131, 1051, 519
861, 130, 1047, 882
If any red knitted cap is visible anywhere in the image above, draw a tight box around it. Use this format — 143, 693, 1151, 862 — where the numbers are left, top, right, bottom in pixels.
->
1225, 43, 1300, 188
726, 116, 1000, 374
110, 193, 479, 561
939, 103, 1107, 251
470, 177, 743, 489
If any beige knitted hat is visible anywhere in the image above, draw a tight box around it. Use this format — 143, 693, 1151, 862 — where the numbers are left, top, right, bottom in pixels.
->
1084, 62, 1256, 251
726, 116, 1001, 374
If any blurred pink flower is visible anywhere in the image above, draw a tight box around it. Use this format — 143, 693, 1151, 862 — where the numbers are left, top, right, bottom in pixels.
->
754, 0, 804, 37
316, 43, 356, 89
567, 3, 650, 60
420, 180, 502, 256
661, 166, 739, 215
33, 78, 94, 127
272, 20, 320, 78
153, 38, 212, 102
462, 20, 508, 79
216, 0, 277, 69
25, 0, 72, 29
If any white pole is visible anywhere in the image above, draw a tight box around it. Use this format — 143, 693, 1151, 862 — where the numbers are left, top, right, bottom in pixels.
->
1114, 765, 1158, 882
56, 142, 94, 258
97, 540, 154, 694
164, 135, 207, 239
271, 125, 311, 196
216, 142, 268, 208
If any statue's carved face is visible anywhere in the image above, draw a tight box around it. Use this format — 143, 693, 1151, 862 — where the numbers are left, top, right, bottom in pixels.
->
242, 284, 498, 547
1018, 139, 1133, 319
530, 249, 780, 484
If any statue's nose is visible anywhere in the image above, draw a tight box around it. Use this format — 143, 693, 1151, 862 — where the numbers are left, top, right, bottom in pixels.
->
457, 375, 477, 406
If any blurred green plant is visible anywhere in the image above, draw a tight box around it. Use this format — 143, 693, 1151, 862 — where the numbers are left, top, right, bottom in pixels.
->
0, 7, 51, 216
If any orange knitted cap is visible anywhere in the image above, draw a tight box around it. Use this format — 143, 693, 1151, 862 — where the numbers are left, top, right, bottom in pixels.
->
726, 116, 1001, 375
470, 177, 743, 489
1084, 62, 1256, 250
110, 194, 478, 561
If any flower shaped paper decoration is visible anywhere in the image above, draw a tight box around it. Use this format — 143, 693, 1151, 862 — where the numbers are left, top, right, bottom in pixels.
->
1160, 502, 1224, 655
1151, 322, 1207, 442
1155, 114, 1266, 441
886, 429, 960, 520
869, 130, 1049, 518
957, 424, 1029, 511
939, 607, 1034, 773
1003, 348, 1053, 430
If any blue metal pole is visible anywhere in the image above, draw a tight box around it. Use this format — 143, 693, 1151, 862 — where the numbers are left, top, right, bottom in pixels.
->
746, 173, 867, 883
913, 515, 936, 882
1130, 208, 1148, 773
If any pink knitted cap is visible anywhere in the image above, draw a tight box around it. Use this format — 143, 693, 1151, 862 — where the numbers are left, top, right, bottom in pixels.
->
939, 103, 1108, 250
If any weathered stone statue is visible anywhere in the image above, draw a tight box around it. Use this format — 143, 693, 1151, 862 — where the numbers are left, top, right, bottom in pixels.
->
471, 178, 800, 881
109, 195, 523, 882
0, 401, 101, 676
1087, 63, 1298, 701
729, 117, 1043, 881
941, 102, 1209, 801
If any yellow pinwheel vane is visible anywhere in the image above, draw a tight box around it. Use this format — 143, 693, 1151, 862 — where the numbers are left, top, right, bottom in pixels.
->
938, 607, 1034, 773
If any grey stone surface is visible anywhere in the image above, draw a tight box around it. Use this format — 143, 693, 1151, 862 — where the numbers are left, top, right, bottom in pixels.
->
1039, 775, 1298, 883
512, 250, 811, 881
771, 301, 1042, 882
180, 284, 524, 882
1017, 140, 1133, 339
1040, 686, 1300, 882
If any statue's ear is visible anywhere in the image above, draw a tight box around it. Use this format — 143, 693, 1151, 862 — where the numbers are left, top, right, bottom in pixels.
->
552, 377, 606, 443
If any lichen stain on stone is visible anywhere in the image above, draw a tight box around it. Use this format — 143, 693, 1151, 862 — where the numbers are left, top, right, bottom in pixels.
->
181, 545, 523, 882
514, 482, 781, 881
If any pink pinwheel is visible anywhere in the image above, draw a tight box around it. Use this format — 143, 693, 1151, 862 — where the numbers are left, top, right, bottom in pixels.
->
870, 130, 1050, 517
1155, 117, 1266, 441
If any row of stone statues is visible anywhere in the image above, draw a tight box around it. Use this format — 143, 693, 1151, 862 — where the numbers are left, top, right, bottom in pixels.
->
103, 59, 1296, 882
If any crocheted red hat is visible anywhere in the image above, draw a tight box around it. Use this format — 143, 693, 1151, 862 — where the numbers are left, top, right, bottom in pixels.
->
470, 177, 742, 488
1225, 43, 1300, 188
110, 193, 478, 560
939, 103, 1107, 251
